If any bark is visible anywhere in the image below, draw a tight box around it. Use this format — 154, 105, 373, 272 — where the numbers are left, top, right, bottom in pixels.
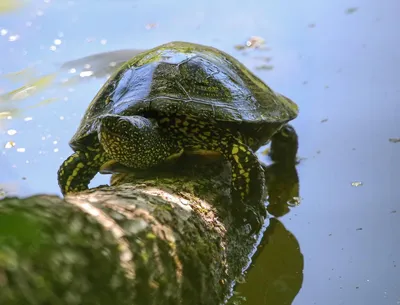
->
0, 155, 274, 305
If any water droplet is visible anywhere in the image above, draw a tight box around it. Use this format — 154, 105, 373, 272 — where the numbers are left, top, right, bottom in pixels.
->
24, 117, 33, 121
100, 39, 107, 45
54, 148, 59, 152
50, 45, 56, 51
1, 29, 8, 36
68, 68, 76, 74
17, 148, 26, 153
59, 116, 64, 120
53, 140, 58, 145
7, 129, 17, 135
54, 39, 62, 45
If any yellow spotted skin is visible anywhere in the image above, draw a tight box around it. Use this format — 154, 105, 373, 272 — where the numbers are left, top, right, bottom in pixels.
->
57, 142, 109, 195
58, 42, 299, 234
158, 115, 266, 228
58, 113, 266, 231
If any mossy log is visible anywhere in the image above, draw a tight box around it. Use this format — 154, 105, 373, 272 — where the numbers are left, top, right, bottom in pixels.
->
0, 154, 300, 305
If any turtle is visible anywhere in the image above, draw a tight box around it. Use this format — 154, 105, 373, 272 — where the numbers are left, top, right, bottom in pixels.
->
57, 41, 299, 232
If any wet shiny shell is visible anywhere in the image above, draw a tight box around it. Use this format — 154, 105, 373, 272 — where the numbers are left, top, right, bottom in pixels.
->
70, 41, 298, 150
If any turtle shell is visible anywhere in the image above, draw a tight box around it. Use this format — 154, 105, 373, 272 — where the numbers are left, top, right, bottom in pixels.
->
70, 41, 298, 150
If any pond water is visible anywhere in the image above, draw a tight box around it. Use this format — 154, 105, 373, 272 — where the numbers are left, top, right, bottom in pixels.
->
1, 0, 399, 304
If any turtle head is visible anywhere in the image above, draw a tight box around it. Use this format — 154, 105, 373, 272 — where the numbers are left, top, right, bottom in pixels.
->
269, 124, 299, 164
97, 114, 179, 170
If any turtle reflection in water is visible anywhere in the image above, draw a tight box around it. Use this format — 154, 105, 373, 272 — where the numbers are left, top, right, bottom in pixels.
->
57, 41, 299, 233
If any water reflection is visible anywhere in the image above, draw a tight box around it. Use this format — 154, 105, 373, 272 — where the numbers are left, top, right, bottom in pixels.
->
230, 135, 303, 304
233, 218, 303, 305
261, 123, 300, 217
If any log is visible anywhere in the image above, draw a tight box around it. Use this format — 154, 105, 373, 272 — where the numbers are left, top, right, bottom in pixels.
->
0, 154, 300, 305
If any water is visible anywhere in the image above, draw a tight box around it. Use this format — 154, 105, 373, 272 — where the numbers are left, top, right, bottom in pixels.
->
1, 0, 399, 304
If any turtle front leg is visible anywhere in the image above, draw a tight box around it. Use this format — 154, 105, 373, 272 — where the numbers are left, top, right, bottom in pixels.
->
223, 140, 267, 233
57, 150, 108, 195
184, 135, 266, 233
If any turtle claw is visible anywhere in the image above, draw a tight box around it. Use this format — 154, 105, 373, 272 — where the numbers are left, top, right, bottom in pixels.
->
233, 203, 266, 235
245, 205, 266, 235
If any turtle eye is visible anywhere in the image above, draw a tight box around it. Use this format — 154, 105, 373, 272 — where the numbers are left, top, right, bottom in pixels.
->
281, 129, 289, 138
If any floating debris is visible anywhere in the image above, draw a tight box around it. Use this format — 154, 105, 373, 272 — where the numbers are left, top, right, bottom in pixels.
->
246, 36, 265, 48
351, 181, 363, 187
255, 64, 274, 71
253, 56, 272, 62
145, 23, 158, 30
356, 227, 362, 231
321, 118, 328, 123
234, 36, 266, 50
4, 141, 15, 148
308, 23, 316, 28
345, 7, 358, 14
389, 138, 400, 143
